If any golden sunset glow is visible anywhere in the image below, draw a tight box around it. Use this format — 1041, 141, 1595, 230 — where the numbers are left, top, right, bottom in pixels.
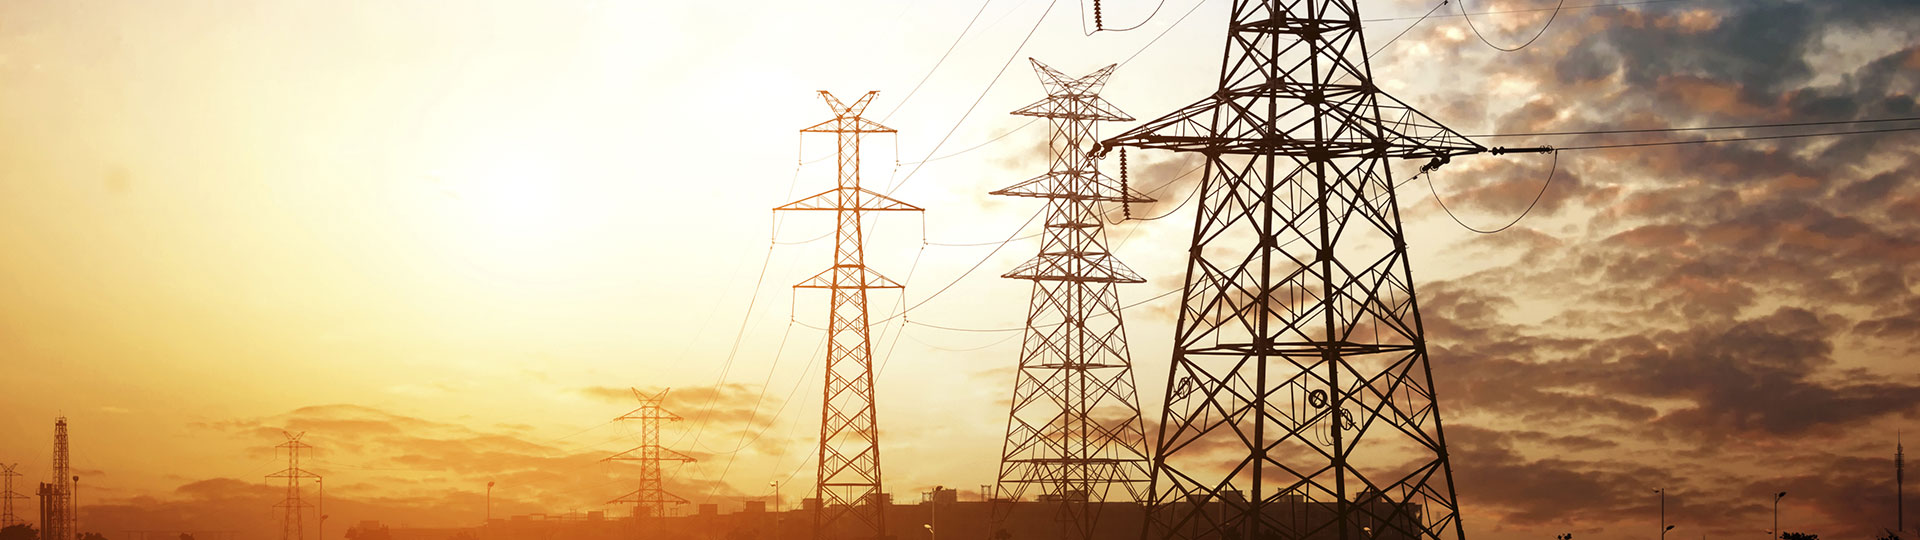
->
3, 1, 1919, 540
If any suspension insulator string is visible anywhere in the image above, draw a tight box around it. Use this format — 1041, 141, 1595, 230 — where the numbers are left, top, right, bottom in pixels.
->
1120, 148, 1131, 220
1095, 0, 1105, 31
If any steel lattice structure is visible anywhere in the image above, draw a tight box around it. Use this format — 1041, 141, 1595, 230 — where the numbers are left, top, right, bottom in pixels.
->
776, 91, 921, 540
43, 418, 74, 540
0, 463, 26, 528
1097, 1, 1489, 539
606, 388, 695, 521
989, 59, 1154, 540
267, 432, 320, 540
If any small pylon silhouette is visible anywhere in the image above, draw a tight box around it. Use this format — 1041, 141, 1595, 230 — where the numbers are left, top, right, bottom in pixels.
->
266, 432, 320, 540
606, 388, 695, 521
0, 463, 27, 528
989, 59, 1153, 540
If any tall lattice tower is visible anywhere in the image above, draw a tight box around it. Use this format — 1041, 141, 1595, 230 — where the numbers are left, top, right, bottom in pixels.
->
775, 90, 921, 540
605, 388, 695, 520
989, 59, 1153, 540
266, 432, 319, 540
45, 418, 73, 540
1097, 1, 1490, 539
1, 463, 26, 528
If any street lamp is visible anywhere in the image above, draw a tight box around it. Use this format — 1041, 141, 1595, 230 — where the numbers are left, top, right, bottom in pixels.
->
923, 524, 934, 540
317, 478, 326, 540
487, 481, 496, 524
1774, 492, 1787, 540
1654, 489, 1675, 540
769, 481, 782, 540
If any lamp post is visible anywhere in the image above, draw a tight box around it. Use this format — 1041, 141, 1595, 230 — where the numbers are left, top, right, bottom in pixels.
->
1774, 492, 1787, 540
72, 475, 80, 540
768, 481, 781, 540
1655, 488, 1676, 540
487, 481, 495, 524
923, 524, 934, 540
317, 478, 325, 540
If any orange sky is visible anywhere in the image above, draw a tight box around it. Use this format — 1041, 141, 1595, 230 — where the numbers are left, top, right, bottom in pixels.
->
4, 1, 1919, 539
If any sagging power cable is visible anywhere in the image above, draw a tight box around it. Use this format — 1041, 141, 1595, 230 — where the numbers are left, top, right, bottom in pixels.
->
1460, 0, 1568, 51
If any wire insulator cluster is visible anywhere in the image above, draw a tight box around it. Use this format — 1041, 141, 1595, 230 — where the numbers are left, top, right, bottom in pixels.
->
1095, 0, 1105, 31
1120, 148, 1131, 220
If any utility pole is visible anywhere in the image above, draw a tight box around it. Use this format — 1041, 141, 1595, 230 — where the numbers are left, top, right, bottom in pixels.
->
1900, 434, 1905, 533
776, 90, 922, 540
267, 432, 320, 540
0, 464, 26, 528
989, 59, 1152, 540
606, 388, 696, 526
1094, 0, 1533, 538
1774, 492, 1786, 540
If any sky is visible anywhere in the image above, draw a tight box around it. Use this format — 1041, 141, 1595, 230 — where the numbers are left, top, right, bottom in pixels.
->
0, 0, 1917, 539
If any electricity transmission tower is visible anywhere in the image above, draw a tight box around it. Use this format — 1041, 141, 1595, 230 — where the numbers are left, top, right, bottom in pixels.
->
989, 59, 1152, 540
775, 90, 921, 540
1, 463, 26, 528
266, 432, 320, 540
1095, 1, 1517, 539
45, 418, 74, 540
605, 388, 695, 521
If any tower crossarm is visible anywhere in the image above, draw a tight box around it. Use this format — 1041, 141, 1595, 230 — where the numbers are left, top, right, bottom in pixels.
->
774, 187, 923, 212
603, 447, 697, 463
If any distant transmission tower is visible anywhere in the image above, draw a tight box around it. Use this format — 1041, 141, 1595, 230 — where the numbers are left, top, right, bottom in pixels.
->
1899, 433, 1905, 532
45, 418, 74, 540
0, 463, 26, 528
775, 90, 921, 540
266, 432, 320, 540
605, 388, 695, 521
989, 59, 1152, 540
1095, 0, 1523, 538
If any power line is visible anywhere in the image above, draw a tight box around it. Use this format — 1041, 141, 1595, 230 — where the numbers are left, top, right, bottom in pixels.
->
1472, 116, 1920, 137
1426, 150, 1560, 234
1119, 0, 1212, 66
1552, 125, 1920, 151
1459, 0, 1568, 51
1087, 0, 1173, 32
883, 0, 998, 122
901, 118, 1041, 165
888, 0, 1061, 196
1363, 0, 1696, 22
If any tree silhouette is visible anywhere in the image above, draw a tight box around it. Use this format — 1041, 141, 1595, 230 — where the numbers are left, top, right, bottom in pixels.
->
1874, 530, 1902, 540
0, 524, 35, 540
1780, 532, 1817, 540
78, 532, 108, 540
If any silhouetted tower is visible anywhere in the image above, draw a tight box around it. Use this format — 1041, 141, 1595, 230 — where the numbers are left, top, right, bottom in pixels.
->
45, 418, 73, 540
606, 388, 695, 521
266, 432, 319, 540
775, 90, 921, 540
1096, 1, 1512, 539
1900, 434, 1905, 532
989, 59, 1153, 540
0, 463, 26, 528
